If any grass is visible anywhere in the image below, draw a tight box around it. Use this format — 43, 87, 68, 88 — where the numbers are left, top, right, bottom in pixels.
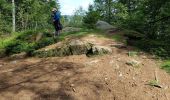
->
0, 30, 56, 56
0, 33, 19, 49
161, 60, 170, 73
148, 80, 161, 88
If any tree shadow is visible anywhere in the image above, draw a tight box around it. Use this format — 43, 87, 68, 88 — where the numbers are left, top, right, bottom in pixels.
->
0, 59, 107, 100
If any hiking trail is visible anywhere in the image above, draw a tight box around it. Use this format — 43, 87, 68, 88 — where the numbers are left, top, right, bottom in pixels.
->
0, 34, 170, 100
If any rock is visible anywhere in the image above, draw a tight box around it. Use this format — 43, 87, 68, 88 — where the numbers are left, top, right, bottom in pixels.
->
11, 61, 17, 64
119, 72, 123, 77
126, 59, 141, 67
70, 84, 75, 87
10, 52, 27, 59
91, 45, 112, 55
128, 51, 138, 57
96, 21, 115, 30
33, 45, 71, 57
33, 39, 93, 57
68, 40, 92, 55
34, 39, 112, 57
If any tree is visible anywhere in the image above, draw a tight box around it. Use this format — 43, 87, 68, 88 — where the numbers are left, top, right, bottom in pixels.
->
93, 0, 114, 23
12, 0, 16, 32
69, 7, 86, 27
0, 0, 60, 33
83, 5, 101, 28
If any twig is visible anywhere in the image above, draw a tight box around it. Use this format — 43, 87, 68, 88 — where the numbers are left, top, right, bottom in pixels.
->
155, 69, 158, 83
153, 69, 162, 88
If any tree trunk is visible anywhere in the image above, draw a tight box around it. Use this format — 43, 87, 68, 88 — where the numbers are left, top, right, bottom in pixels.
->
12, 0, 16, 32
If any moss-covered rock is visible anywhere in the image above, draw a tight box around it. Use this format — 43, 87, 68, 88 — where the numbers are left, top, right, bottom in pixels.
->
68, 40, 92, 55
33, 39, 111, 58
10, 52, 27, 59
91, 46, 112, 55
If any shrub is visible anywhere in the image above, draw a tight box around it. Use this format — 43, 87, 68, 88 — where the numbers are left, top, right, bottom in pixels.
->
161, 61, 170, 73
35, 38, 56, 49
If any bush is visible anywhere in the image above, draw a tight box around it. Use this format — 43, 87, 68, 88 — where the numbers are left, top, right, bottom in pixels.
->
34, 38, 56, 49
161, 61, 170, 73
0, 30, 56, 56
5, 40, 26, 55
128, 39, 170, 59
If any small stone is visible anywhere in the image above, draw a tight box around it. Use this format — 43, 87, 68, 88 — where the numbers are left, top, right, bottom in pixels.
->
70, 84, 75, 87
116, 64, 120, 69
105, 78, 108, 81
126, 59, 141, 67
90, 60, 100, 64
117, 58, 121, 61
119, 73, 123, 77
0, 65, 2, 67
91, 45, 112, 55
142, 56, 147, 59
110, 60, 114, 64
11, 61, 17, 64
132, 82, 137, 87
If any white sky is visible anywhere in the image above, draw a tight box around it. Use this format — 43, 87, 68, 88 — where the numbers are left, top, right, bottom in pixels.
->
58, 0, 94, 15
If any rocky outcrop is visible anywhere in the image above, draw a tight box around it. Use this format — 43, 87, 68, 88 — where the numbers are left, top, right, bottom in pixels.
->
90, 46, 112, 55
10, 52, 27, 59
96, 21, 115, 30
33, 39, 112, 58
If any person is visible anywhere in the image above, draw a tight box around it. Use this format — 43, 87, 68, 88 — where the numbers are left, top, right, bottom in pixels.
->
52, 8, 62, 37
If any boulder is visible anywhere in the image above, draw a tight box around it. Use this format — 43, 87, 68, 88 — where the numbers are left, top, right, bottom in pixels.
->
10, 52, 27, 59
33, 39, 113, 58
33, 39, 93, 57
33, 45, 71, 57
89, 45, 112, 55
126, 59, 141, 67
68, 40, 92, 55
96, 21, 114, 30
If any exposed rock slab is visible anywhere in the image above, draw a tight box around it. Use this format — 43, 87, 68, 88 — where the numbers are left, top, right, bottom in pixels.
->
33, 39, 112, 57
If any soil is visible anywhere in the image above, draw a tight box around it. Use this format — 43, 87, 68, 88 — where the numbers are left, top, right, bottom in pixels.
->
0, 34, 170, 100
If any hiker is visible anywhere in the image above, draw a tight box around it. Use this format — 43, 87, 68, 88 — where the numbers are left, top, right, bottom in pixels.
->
52, 8, 62, 37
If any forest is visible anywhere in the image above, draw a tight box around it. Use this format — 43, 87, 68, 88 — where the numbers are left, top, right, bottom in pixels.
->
0, 0, 170, 99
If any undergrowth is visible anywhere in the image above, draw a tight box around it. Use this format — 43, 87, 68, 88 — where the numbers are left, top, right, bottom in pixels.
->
161, 60, 170, 73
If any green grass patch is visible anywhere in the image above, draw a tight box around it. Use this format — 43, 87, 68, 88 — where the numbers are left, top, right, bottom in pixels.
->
161, 60, 170, 73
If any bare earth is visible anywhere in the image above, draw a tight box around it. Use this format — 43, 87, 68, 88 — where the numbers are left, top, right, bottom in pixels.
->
0, 35, 170, 100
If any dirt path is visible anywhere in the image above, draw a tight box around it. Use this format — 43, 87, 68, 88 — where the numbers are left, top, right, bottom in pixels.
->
0, 35, 170, 100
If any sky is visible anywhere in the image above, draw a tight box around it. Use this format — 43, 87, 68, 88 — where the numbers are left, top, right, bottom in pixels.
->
58, 0, 94, 15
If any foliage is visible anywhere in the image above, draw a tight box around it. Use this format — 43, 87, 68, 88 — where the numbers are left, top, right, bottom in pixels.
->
83, 5, 101, 29
0, 0, 59, 33
83, 0, 170, 58
62, 7, 86, 27
161, 60, 170, 73
0, 30, 56, 56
